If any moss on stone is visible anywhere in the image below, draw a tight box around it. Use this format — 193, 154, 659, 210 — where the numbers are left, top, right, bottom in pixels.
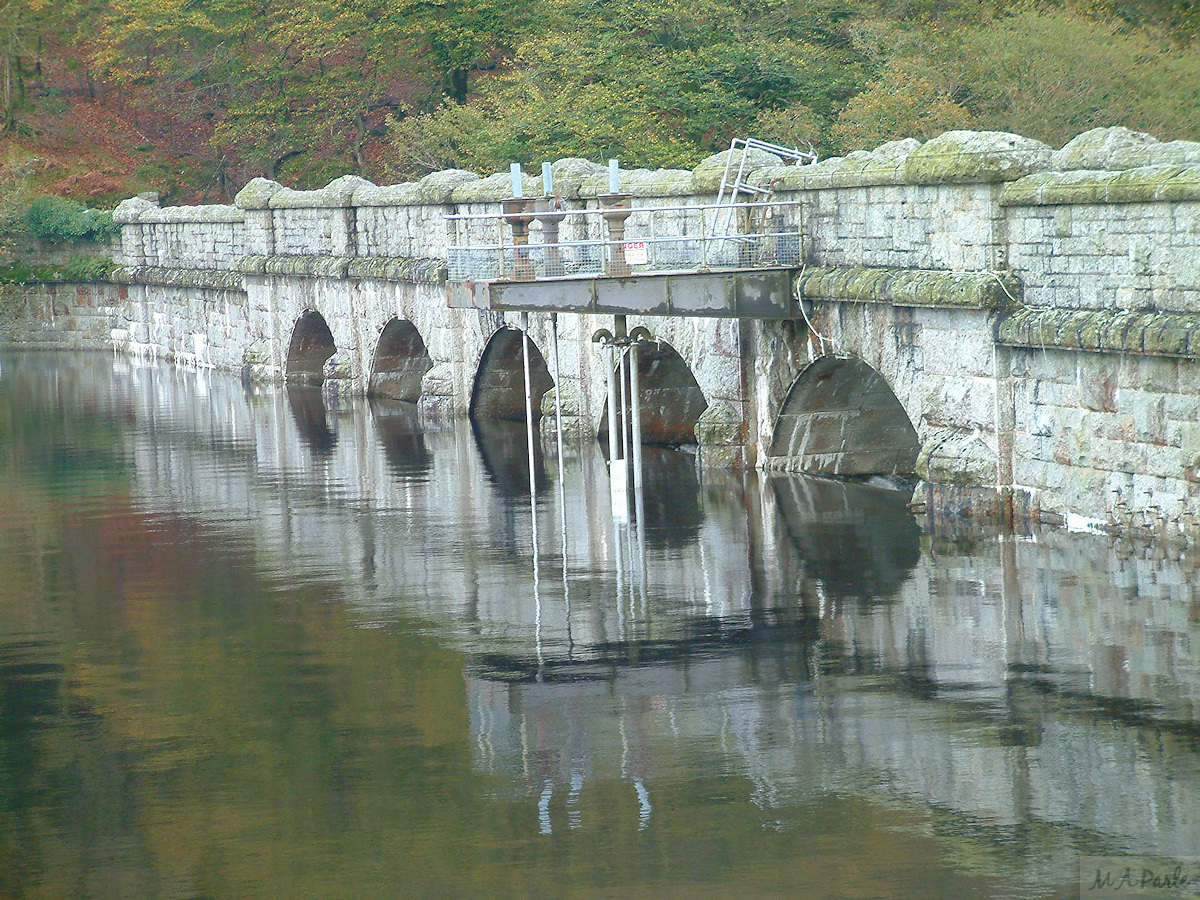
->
903, 131, 1052, 184
915, 428, 997, 486
1157, 166, 1200, 202
451, 172, 538, 203
235, 254, 443, 284
1098, 310, 1137, 352
695, 400, 742, 446
1051, 127, 1160, 171
997, 306, 1200, 358
237, 256, 268, 275
270, 175, 375, 209
262, 255, 350, 277
1142, 316, 1191, 357
345, 256, 446, 283
1076, 311, 1105, 349
110, 265, 242, 290
134, 204, 244, 224
690, 148, 782, 194
577, 168, 693, 198
795, 266, 1019, 310
1003, 164, 1200, 205
233, 177, 285, 210
1106, 165, 1183, 202
548, 159, 607, 200
112, 195, 159, 224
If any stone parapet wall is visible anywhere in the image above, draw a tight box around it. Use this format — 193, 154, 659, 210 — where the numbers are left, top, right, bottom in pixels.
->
98, 126, 1200, 325
113, 199, 246, 271
1004, 196, 1200, 315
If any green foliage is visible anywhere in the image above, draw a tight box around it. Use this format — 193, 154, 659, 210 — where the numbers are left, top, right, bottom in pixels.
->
943, 10, 1200, 145
4, 0, 1192, 192
833, 63, 973, 150
834, 9, 1200, 150
0, 157, 37, 255
389, 0, 869, 177
0, 255, 116, 284
22, 196, 118, 245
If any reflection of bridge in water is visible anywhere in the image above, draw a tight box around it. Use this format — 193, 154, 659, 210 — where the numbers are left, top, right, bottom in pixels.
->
22, 352, 1200, 889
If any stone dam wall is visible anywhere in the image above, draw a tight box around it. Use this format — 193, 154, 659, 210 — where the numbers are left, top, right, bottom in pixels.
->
4, 125, 1200, 542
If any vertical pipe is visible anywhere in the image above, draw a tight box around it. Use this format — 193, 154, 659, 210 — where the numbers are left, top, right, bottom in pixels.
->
630, 340, 644, 512
606, 341, 619, 464
630, 339, 647, 598
550, 313, 570, 642
550, 314, 565, 479
617, 346, 629, 464
521, 312, 539, 548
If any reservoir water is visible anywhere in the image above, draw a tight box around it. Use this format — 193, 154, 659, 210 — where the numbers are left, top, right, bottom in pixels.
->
1, 350, 1199, 898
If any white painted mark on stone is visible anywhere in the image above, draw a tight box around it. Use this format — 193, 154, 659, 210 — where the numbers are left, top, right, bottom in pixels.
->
1065, 512, 1106, 535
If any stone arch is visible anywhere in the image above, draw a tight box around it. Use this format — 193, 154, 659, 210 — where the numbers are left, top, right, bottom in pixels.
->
598, 340, 708, 447
769, 355, 920, 477
369, 318, 433, 403
469, 327, 553, 423
285, 309, 336, 384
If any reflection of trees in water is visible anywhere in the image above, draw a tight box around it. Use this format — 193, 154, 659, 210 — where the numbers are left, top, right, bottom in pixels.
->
286, 385, 337, 457
470, 417, 547, 499
0, 352, 132, 492
771, 475, 920, 604
370, 399, 431, 481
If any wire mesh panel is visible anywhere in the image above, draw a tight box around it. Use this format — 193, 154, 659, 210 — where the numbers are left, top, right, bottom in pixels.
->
445, 200, 802, 283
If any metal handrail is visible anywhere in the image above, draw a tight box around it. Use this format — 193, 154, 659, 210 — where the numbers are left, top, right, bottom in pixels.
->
444, 198, 800, 222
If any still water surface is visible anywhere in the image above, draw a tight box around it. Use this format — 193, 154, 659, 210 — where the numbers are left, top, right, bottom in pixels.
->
1, 351, 1199, 898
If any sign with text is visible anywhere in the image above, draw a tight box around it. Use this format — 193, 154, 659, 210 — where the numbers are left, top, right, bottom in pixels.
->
623, 242, 648, 266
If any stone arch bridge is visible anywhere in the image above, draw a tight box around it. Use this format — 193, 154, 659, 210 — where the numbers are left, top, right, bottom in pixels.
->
8, 126, 1200, 541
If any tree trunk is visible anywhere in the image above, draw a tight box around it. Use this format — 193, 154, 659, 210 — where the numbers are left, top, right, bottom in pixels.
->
446, 68, 469, 104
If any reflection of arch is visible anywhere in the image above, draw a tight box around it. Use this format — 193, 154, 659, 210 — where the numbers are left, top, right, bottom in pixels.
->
770, 356, 919, 477
287, 385, 337, 457
369, 319, 432, 402
469, 328, 553, 423
471, 418, 547, 498
638, 447, 704, 548
771, 475, 919, 603
286, 310, 336, 384
371, 399, 431, 480
598, 341, 707, 447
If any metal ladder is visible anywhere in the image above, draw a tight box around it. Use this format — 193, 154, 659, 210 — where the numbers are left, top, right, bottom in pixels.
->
709, 137, 816, 249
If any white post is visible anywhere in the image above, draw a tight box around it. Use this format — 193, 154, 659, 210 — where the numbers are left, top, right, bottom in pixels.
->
550, 312, 571, 634
521, 312, 540, 549
630, 339, 647, 594
606, 341, 619, 464
550, 313, 565, 479
617, 345, 629, 463
606, 339, 628, 522
630, 340, 644, 512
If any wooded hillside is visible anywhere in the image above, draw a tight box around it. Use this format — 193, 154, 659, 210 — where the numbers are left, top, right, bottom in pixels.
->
2, 0, 1199, 206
